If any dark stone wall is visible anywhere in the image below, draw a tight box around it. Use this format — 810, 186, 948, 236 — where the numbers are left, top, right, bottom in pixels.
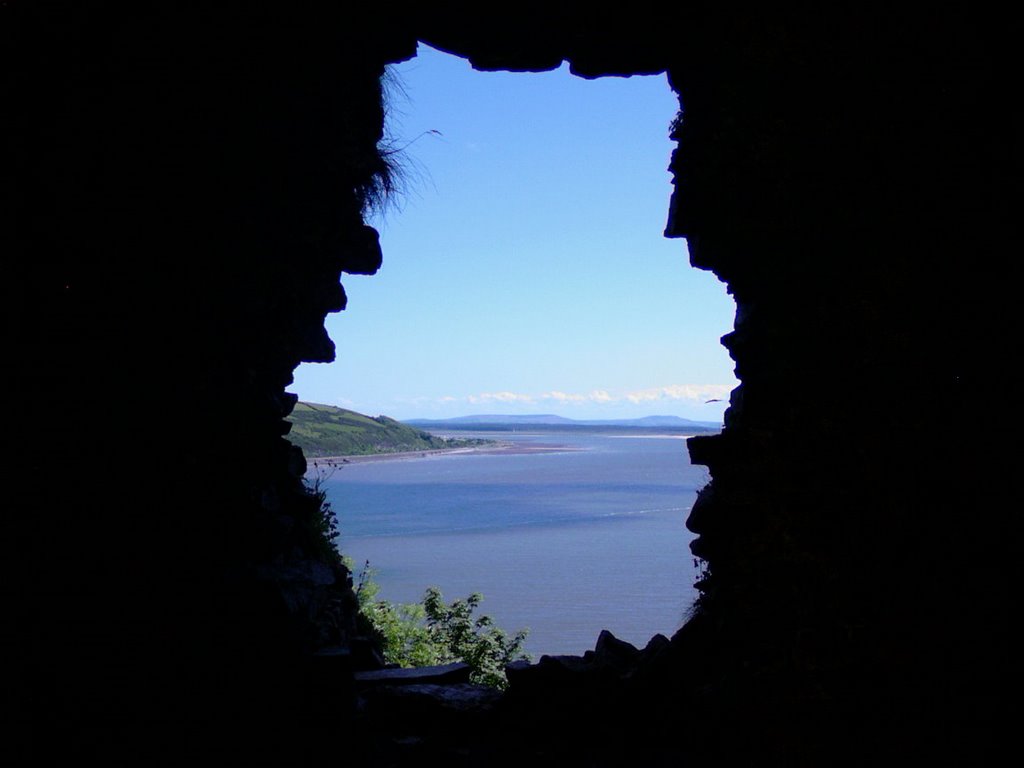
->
664, 10, 1010, 762
3, 4, 1011, 764
3, 5, 416, 762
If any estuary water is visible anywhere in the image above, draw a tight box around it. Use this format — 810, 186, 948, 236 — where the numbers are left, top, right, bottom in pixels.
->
311, 429, 709, 656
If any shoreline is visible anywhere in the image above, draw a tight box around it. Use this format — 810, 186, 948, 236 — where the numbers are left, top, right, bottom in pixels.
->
305, 440, 576, 468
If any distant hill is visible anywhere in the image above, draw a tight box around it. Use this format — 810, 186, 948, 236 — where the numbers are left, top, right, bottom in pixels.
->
585, 415, 720, 428
405, 414, 722, 430
287, 402, 489, 457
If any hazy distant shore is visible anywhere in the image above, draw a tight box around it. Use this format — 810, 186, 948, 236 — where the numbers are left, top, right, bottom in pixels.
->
305, 440, 575, 468
605, 433, 701, 440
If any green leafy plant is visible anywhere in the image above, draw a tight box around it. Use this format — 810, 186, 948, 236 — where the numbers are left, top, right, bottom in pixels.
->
351, 560, 530, 688
303, 474, 343, 565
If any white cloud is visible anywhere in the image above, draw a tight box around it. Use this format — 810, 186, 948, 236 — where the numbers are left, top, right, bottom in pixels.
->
459, 384, 735, 408
624, 384, 734, 404
541, 391, 586, 403
468, 391, 537, 404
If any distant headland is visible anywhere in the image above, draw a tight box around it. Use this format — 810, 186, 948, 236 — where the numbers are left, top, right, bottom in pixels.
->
288, 404, 721, 460
405, 413, 723, 431
287, 402, 494, 459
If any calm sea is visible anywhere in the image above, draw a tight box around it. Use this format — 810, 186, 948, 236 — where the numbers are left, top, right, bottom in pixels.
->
311, 429, 708, 657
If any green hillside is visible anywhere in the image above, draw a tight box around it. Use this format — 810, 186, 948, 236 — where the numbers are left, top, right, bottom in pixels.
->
287, 402, 488, 457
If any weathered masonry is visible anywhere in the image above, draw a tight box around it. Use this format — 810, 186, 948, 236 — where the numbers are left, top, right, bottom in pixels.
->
4, 6, 1010, 765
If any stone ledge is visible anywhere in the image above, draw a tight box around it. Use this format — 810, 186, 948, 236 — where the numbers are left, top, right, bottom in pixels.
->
355, 662, 472, 687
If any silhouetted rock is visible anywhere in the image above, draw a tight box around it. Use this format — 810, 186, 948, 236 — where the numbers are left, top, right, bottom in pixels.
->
4, 5, 1008, 765
363, 682, 501, 713
356, 662, 473, 687
590, 629, 640, 673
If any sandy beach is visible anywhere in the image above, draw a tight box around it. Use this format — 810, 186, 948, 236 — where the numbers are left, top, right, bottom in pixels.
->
305, 440, 575, 469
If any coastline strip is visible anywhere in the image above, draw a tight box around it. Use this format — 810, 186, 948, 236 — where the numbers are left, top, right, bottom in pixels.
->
304, 441, 575, 467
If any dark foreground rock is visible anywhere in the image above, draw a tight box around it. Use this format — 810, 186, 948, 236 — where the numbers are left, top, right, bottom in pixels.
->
5, 5, 1008, 764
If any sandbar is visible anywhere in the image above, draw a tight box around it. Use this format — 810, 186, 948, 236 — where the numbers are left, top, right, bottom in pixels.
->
305, 440, 576, 469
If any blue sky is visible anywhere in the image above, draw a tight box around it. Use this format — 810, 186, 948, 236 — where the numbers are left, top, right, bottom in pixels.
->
292, 44, 737, 422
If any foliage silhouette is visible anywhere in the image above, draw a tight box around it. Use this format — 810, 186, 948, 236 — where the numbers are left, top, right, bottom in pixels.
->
351, 560, 530, 688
